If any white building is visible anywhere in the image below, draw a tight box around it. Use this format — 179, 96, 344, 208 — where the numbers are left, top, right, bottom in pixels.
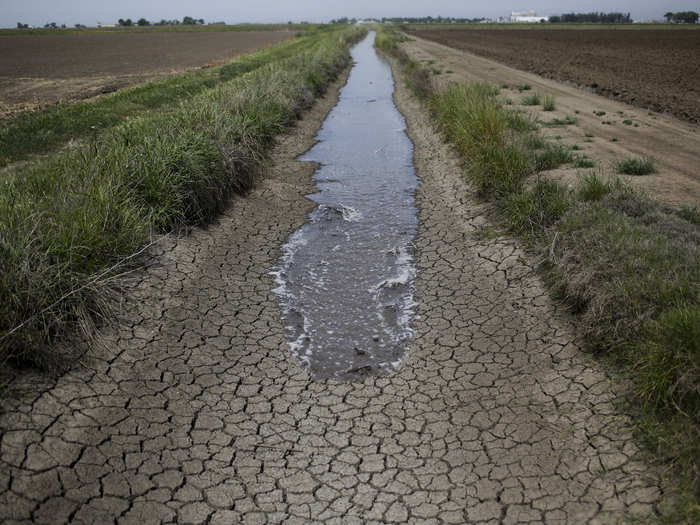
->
510, 11, 548, 23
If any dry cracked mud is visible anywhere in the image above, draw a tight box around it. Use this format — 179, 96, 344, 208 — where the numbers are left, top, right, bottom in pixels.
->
0, 58, 662, 524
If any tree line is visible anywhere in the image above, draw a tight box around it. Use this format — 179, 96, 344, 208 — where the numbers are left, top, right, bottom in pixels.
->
548, 12, 632, 24
664, 11, 699, 23
117, 16, 205, 27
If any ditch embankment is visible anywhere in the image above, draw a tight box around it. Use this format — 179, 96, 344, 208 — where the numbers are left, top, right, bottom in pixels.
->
0, 27, 366, 373
377, 28, 699, 523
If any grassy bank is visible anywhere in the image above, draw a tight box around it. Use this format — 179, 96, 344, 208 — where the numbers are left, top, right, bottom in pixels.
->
377, 28, 699, 522
0, 28, 336, 167
0, 26, 366, 369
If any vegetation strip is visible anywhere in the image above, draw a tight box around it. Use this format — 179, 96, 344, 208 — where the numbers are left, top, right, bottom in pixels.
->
0, 28, 334, 167
0, 26, 366, 369
377, 28, 699, 522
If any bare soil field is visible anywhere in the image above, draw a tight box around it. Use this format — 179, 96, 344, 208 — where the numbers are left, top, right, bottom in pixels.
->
401, 34, 700, 207
0, 30, 292, 117
407, 28, 700, 123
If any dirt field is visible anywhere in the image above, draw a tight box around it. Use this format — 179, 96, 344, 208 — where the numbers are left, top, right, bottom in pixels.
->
400, 33, 700, 207
0, 30, 292, 117
407, 27, 700, 123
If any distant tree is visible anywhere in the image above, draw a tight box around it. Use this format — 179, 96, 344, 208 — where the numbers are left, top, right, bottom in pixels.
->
137, 18, 150, 26
552, 12, 632, 24
198, 18, 205, 25
665, 12, 675, 22
44, 22, 57, 28
674, 11, 699, 23
16, 22, 29, 29
118, 18, 133, 27
182, 16, 196, 25
74, 23, 86, 28
60, 24, 66, 28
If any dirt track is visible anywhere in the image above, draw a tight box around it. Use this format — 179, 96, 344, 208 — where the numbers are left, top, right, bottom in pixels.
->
408, 27, 700, 123
0, 49, 663, 522
402, 33, 700, 208
0, 30, 292, 117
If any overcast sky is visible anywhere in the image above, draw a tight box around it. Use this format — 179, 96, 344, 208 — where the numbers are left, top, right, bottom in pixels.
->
1, 0, 697, 27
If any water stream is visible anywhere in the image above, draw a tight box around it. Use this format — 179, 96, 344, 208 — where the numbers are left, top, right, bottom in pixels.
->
272, 32, 419, 380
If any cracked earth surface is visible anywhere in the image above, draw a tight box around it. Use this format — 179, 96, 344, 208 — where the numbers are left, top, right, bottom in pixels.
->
0, 58, 662, 524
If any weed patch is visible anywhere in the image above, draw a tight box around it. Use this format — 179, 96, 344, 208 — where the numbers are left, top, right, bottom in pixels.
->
616, 156, 656, 175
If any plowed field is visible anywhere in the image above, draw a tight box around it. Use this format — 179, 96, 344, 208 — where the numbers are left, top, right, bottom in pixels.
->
0, 30, 292, 116
407, 28, 700, 122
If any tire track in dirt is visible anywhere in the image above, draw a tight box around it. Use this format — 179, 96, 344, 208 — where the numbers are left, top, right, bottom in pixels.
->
0, 56, 662, 524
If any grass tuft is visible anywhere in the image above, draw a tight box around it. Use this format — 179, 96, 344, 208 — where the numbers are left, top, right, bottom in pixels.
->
616, 156, 657, 175
521, 92, 542, 106
542, 94, 556, 111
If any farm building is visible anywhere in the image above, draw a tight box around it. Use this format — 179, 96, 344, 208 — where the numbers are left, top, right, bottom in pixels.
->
510, 11, 548, 23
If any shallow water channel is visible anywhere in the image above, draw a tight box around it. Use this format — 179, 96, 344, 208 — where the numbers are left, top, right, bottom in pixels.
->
273, 32, 419, 380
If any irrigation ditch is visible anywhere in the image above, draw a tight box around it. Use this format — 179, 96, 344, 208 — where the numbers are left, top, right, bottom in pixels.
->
0, 25, 694, 523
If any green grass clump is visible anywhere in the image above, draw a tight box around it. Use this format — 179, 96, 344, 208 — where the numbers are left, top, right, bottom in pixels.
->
430, 82, 532, 198
572, 155, 595, 169
542, 94, 556, 111
521, 92, 542, 106
616, 156, 657, 175
0, 26, 366, 368
577, 172, 624, 201
678, 206, 700, 226
502, 179, 571, 238
517, 84, 532, 92
534, 142, 573, 171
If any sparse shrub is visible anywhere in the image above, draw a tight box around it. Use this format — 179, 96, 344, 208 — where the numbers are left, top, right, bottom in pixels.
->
518, 84, 532, 91
616, 156, 656, 175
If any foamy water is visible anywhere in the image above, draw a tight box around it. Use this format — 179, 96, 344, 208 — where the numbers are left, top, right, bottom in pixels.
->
272, 32, 420, 380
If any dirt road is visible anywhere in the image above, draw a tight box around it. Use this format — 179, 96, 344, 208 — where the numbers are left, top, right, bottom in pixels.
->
407, 27, 700, 123
403, 34, 700, 208
0, 54, 662, 523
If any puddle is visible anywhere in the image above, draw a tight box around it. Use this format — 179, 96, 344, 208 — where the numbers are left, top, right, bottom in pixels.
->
272, 32, 419, 381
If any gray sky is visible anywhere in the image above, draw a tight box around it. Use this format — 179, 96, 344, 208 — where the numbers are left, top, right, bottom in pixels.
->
1, 0, 697, 28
